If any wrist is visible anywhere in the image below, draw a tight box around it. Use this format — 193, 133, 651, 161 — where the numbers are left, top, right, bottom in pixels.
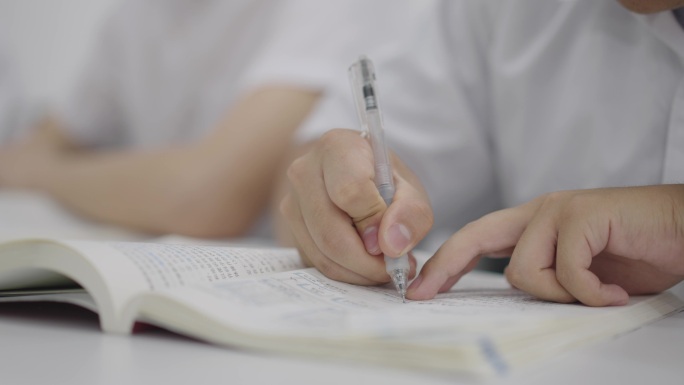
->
20, 149, 69, 191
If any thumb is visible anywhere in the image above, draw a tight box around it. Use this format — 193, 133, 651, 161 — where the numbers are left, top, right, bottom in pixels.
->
320, 129, 389, 255
378, 159, 433, 257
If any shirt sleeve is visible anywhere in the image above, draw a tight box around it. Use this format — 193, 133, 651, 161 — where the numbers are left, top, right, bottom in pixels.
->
236, 0, 433, 105
0, 39, 37, 143
56, 3, 131, 148
293, 0, 504, 250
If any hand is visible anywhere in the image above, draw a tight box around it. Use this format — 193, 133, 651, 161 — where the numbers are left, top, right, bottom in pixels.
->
280, 129, 433, 285
0, 118, 73, 189
0, 137, 60, 189
408, 185, 684, 306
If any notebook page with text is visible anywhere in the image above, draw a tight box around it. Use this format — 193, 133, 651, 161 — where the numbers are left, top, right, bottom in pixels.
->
131, 268, 683, 376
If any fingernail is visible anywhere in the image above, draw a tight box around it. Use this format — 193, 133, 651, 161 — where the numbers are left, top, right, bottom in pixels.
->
386, 223, 411, 255
362, 226, 381, 255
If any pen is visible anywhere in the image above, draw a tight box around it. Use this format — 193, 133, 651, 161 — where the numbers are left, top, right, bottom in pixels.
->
348, 56, 409, 303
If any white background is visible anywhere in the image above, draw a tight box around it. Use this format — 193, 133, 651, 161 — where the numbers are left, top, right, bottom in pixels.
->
0, 0, 117, 107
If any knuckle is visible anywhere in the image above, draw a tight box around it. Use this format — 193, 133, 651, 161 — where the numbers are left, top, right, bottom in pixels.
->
537, 190, 596, 220
332, 181, 367, 207
539, 190, 593, 211
563, 193, 593, 216
286, 156, 309, 185
318, 129, 347, 151
540, 191, 567, 207
332, 183, 384, 218
504, 264, 525, 288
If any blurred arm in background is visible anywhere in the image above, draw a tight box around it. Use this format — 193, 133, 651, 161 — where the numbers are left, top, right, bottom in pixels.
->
0, 37, 37, 144
0, 0, 436, 239
0, 88, 318, 238
0, 0, 320, 238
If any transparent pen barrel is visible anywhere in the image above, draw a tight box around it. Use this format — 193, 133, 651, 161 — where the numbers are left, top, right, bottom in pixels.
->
367, 110, 395, 203
385, 254, 409, 273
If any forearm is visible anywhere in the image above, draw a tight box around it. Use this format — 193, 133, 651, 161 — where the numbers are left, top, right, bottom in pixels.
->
33, 86, 320, 237
32, 147, 219, 236
4, 118, 237, 235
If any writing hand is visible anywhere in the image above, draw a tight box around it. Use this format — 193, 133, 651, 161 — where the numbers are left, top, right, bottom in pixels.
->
408, 185, 684, 306
280, 129, 433, 285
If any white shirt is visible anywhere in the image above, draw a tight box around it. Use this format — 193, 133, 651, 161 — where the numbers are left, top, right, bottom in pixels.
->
298, 0, 684, 251
59, 0, 280, 148
0, 40, 32, 143
60, 0, 430, 149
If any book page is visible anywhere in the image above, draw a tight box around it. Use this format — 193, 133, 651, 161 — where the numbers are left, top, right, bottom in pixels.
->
0, 239, 151, 332
107, 242, 303, 290
133, 269, 684, 376
0, 239, 303, 333
0, 290, 97, 312
139, 269, 683, 338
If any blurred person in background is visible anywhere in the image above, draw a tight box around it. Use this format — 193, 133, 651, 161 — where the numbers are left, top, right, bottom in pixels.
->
0, 0, 429, 239
278, 0, 684, 306
0, 39, 35, 144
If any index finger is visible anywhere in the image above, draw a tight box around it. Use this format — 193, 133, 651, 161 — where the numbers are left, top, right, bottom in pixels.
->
318, 130, 387, 229
407, 203, 539, 300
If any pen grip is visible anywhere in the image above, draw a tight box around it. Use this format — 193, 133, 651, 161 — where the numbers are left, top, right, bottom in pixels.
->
384, 254, 410, 274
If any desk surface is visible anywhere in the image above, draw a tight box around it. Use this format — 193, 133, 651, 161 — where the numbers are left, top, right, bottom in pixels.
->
0, 191, 683, 385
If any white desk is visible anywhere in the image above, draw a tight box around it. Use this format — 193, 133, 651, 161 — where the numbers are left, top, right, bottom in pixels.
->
0, 191, 148, 242
0, 191, 682, 385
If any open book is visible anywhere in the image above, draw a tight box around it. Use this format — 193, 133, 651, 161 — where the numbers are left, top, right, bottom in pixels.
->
0, 238, 682, 377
